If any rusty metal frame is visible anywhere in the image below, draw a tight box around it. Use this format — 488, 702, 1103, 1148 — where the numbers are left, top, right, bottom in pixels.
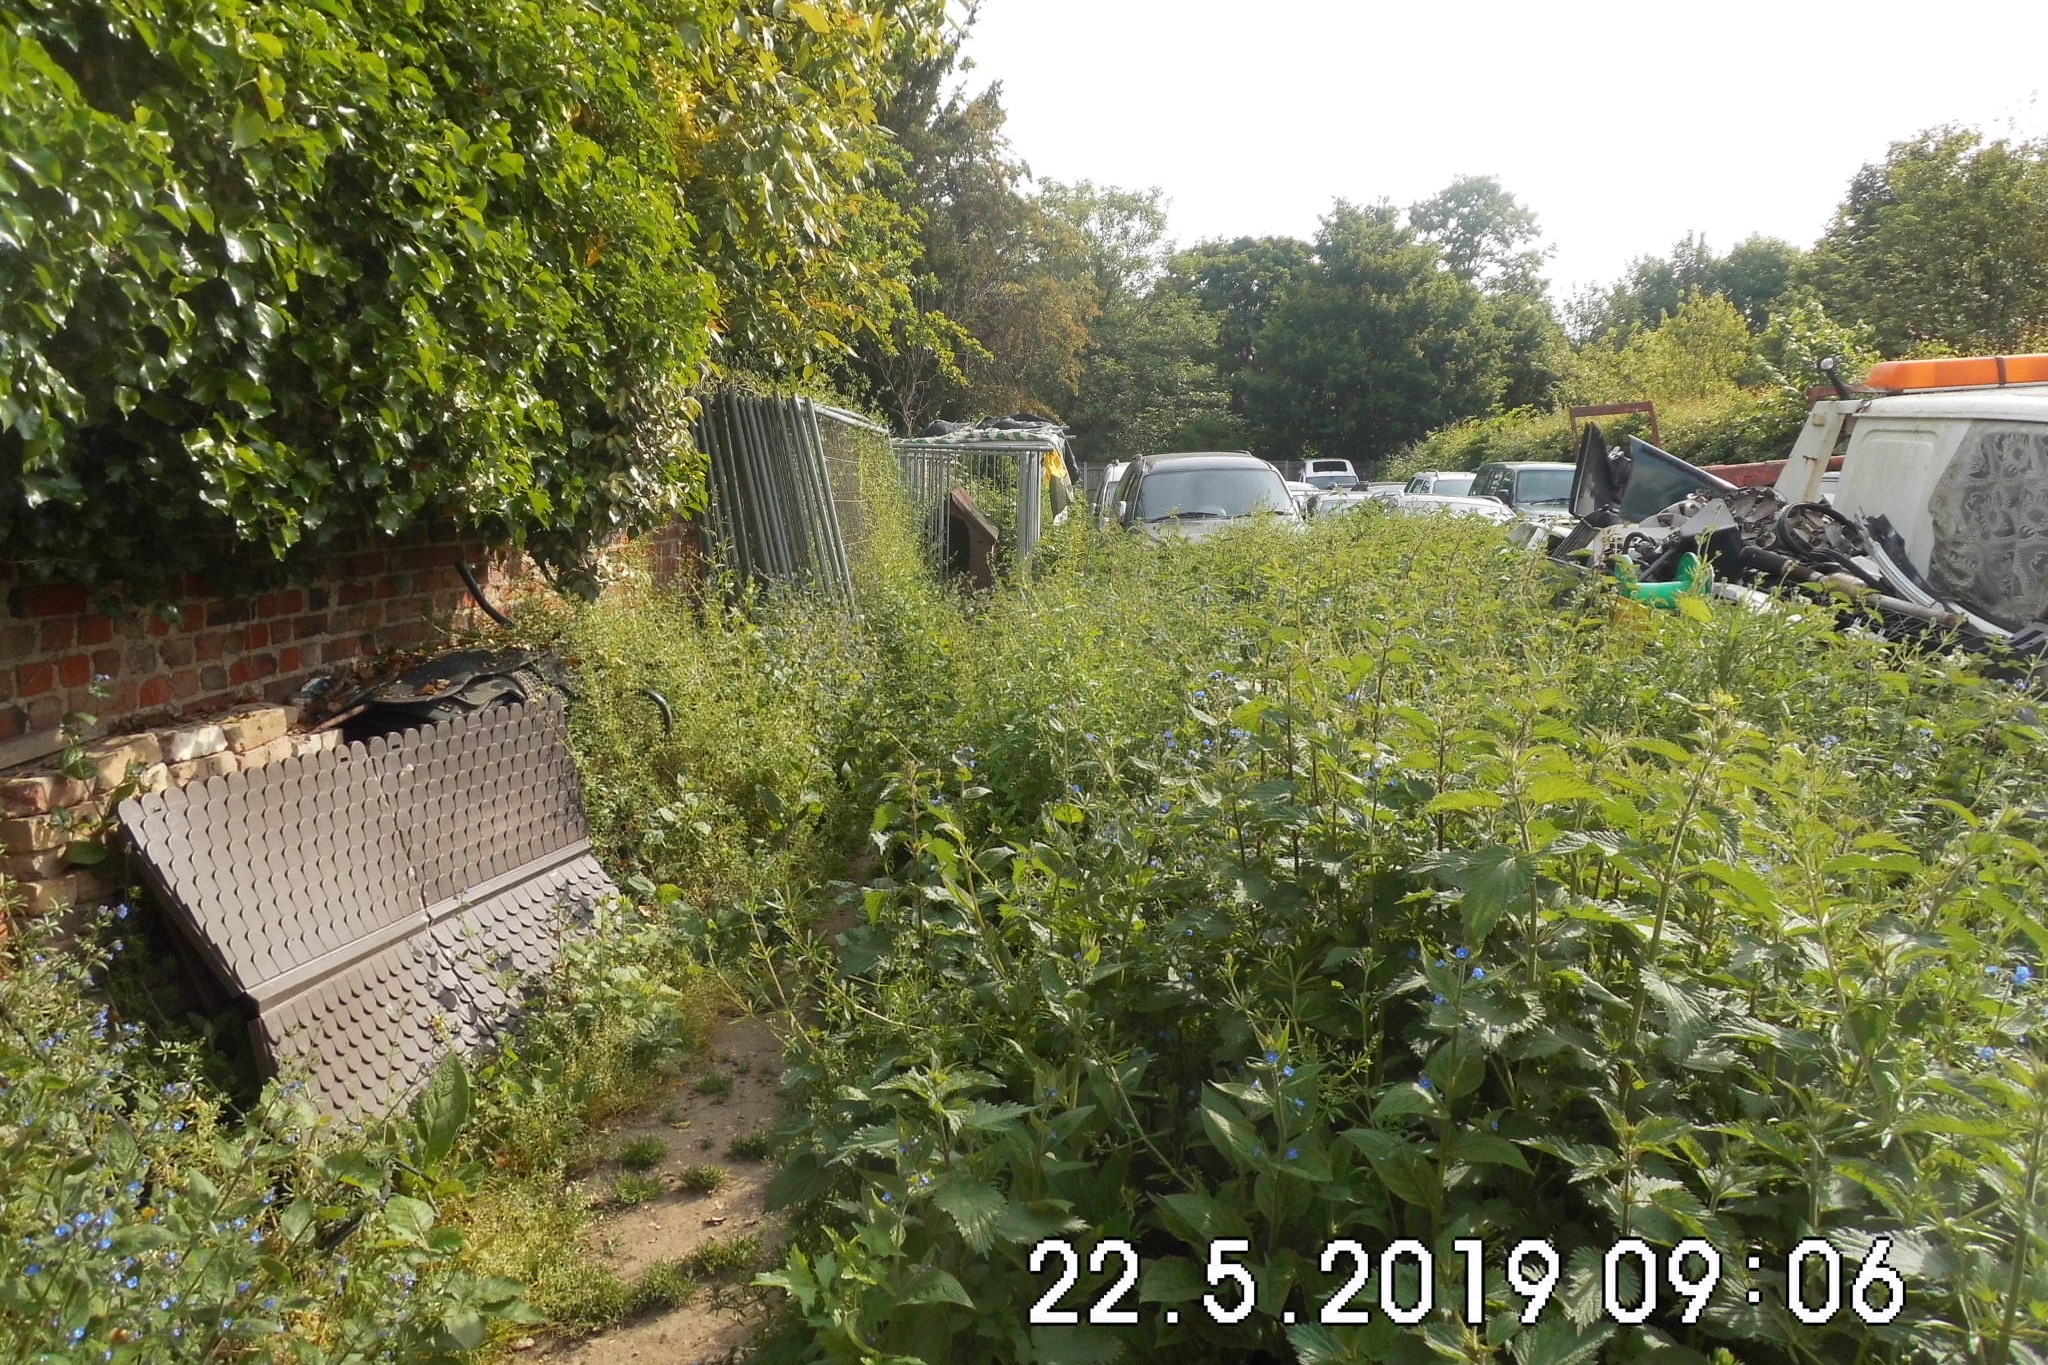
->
1569, 400, 1662, 447
119, 699, 614, 1121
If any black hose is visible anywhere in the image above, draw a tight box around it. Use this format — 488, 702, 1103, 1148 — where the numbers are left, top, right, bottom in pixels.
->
457, 561, 514, 629
638, 688, 675, 736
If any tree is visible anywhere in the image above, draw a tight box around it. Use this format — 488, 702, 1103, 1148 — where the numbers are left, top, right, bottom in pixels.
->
843, 52, 1098, 430
1806, 127, 2048, 355
1565, 290, 1758, 406
1409, 174, 1547, 294
676, 0, 952, 379
1161, 236, 1315, 409
1239, 203, 1501, 466
0, 0, 947, 590
1716, 236, 1804, 330
1568, 233, 1802, 341
1037, 182, 1173, 304
1064, 289, 1241, 462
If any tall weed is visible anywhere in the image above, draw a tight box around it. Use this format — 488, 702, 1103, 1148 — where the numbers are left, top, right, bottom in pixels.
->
743, 514, 2048, 1364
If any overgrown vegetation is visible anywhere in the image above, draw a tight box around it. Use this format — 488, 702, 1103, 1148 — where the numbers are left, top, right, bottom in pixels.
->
8, 437, 2047, 1362
676, 515, 2045, 1364
0, 909, 537, 1359
0, 0, 948, 589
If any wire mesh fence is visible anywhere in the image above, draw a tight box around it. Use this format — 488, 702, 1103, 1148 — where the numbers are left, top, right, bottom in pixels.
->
887, 437, 1050, 569
697, 392, 871, 602
696, 392, 1063, 598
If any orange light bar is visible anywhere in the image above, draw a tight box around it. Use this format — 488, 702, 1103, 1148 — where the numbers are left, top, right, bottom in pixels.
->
1865, 353, 2048, 390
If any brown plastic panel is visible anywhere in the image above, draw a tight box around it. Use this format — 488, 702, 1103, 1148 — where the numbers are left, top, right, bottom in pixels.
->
119, 698, 615, 1123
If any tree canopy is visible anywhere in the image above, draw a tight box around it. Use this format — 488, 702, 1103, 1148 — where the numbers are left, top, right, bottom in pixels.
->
1807, 127, 2048, 356
0, 0, 946, 589
1238, 204, 1503, 466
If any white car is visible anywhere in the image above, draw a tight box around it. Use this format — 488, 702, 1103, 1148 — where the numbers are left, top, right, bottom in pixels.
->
1302, 457, 1360, 490
1388, 492, 1516, 523
1404, 470, 1476, 497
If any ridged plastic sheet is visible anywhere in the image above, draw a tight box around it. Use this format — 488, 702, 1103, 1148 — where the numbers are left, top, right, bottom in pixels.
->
119, 699, 615, 1122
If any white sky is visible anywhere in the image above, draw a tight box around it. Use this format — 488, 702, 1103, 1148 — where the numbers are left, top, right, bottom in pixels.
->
960, 0, 2048, 299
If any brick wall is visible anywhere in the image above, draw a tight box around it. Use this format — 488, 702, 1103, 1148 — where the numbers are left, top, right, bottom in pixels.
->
0, 527, 501, 757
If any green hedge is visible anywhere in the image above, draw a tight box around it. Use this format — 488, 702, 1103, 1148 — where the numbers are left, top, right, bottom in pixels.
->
1387, 389, 1808, 479
1, 0, 719, 591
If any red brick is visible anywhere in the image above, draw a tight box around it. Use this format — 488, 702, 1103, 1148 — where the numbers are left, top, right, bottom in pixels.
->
159, 639, 194, 668
0, 707, 24, 742
337, 581, 376, 607
1, 622, 35, 657
137, 677, 172, 709
39, 619, 73, 652
145, 615, 171, 638
17, 584, 87, 617
76, 615, 113, 647
17, 662, 54, 697
0, 672, 11, 705
228, 659, 252, 687
379, 620, 431, 648
256, 589, 303, 618
278, 646, 302, 673
346, 552, 386, 578
242, 623, 270, 650
292, 614, 328, 640
247, 653, 278, 679
90, 648, 120, 677
374, 576, 401, 600
193, 631, 225, 663
322, 638, 362, 663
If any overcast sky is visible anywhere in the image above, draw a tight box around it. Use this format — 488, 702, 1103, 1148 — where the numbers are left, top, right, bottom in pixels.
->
960, 0, 2048, 299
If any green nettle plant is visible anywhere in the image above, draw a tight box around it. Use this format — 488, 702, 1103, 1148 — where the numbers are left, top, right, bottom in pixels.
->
728, 516, 2048, 1365
0, 908, 537, 1362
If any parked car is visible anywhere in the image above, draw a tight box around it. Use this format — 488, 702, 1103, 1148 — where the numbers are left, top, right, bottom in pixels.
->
1404, 470, 1475, 497
1305, 490, 1378, 516
1469, 461, 1576, 513
1107, 454, 1300, 538
1363, 482, 1406, 503
1284, 479, 1320, 510
1301, 457, 1359, 490
1094, 460, 1129, 525
1388, 492, 1516, 523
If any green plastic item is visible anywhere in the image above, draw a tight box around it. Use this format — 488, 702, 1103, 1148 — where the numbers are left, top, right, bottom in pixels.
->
1611, 552, 1710, 609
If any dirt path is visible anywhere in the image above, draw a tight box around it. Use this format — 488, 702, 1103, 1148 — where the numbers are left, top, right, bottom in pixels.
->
536, 1015, 786, 1365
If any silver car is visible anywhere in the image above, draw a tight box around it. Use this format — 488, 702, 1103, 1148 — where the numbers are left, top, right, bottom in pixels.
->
1404, 470, 1476, 497
1108, 453, 1301, 538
